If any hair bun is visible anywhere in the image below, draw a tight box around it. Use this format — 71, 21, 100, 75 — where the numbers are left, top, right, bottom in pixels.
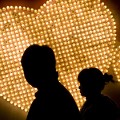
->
103, 73, 114, 83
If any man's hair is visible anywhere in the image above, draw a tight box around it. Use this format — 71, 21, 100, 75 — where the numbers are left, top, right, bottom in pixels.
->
21, 44, 56, 71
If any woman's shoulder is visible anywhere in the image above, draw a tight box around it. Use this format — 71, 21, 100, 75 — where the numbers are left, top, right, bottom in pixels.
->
97, 95, 118, 111
101, 95, 116, 105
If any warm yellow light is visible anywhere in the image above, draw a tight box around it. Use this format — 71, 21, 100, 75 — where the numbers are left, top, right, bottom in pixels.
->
0, 0, 117, 112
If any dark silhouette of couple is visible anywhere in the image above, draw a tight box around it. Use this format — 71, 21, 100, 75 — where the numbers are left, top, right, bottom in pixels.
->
21, 44, 119, 120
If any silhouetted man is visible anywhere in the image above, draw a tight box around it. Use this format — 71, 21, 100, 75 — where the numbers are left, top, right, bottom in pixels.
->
21, 44, 79, 120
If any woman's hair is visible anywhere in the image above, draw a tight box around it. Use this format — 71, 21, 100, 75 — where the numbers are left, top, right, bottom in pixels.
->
103, 73, 114, 83
78, 67, 114, 91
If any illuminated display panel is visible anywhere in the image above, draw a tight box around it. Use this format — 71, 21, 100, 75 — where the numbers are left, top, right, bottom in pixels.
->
0, 0, 117, 112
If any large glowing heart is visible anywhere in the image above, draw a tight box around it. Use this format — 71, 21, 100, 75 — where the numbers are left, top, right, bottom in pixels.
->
0, 0, 117, 112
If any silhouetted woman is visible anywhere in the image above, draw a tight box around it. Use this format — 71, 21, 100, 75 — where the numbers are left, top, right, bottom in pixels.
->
78, 67, 118, 120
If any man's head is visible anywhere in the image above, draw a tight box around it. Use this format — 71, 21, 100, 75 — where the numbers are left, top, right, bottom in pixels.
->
21, 44, 57, 88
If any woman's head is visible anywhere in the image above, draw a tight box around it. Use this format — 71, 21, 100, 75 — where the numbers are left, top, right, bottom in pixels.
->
78, 67, 114, 97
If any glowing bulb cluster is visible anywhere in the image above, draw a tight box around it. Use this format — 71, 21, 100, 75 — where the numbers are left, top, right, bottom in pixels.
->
0, 0, 116, 112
